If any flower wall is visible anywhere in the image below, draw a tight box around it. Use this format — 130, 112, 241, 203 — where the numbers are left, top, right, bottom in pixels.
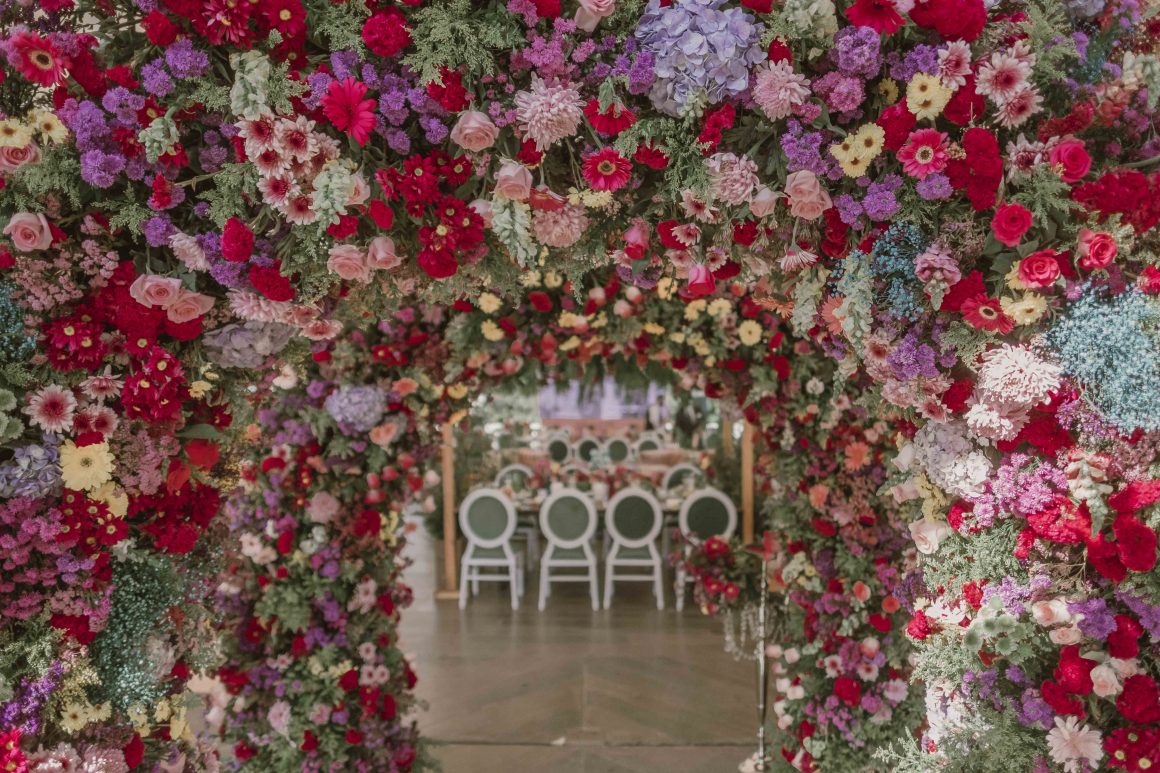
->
2, 0, 1159, 769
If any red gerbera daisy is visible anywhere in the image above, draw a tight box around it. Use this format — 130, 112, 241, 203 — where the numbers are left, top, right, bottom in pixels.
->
960, 293, 1014, 334
582, 148, 631, 192
11, 32, 67, 87
321, 78, 377, 146
259, 0, 307, 39
845, 0, 906, 34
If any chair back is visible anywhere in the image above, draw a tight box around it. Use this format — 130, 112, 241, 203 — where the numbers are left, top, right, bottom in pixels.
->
576, 436, 601, 463
458, 488, 517, 548
634, 436, 661, 455
662, 463, 704, 490
539, 488, 598, 548
546, 434, 572, 463
678, 487, 737, 542
605, 486, 663, 547
494, 463, 534, 489
605, 437, 631, 463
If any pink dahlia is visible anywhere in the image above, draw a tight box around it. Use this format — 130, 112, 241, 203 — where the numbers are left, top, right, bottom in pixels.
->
752, 60, 811, 122
533, 204, 590, 248
707, 152, 759, 206
24, 384, 77, 433
514, 75, 584, 150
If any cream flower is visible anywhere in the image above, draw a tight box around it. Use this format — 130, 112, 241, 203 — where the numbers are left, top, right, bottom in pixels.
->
738, 320, 762, 346
1000, 294, 1047, 326
1045, 716, 1102, 773
59, 440, 115, 491
907, 73, 953, 121
477, 292, 502, 314
480, 320, 505, 342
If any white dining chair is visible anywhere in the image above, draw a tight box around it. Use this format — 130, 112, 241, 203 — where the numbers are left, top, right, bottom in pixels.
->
674, 487, 738, 611
575, 436, 601, 464
633, 434, 662, 457
495, 464, 540, 569
604, 437, 631, 464
603, 486, 665, 610
458, 488, 524, 610
537, 488, 600, 611
546, 433, 573, 464
662, 463, 704, 490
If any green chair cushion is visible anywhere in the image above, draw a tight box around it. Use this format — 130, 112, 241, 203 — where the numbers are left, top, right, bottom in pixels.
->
686, 497, 732, 540
611, 495, 658, 541
466, 496, 511, 540
545, 496, 592, 542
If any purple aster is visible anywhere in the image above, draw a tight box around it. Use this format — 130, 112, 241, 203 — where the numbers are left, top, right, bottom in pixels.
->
80, 149, 125, 188
165, 39, 210, 79
143, 215, 175, 247
140, 59, 174, 97
915, 173, 953, 200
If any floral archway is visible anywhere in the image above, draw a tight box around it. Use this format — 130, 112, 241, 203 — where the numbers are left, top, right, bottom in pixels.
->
2, 0, 1159, 770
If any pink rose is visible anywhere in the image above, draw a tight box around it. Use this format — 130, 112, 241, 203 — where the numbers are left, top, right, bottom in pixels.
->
129, 274, 184, 308
166, 289, 214, 323
783, 170, 831, 221
749, 186, 781, 218
494, 160, 532, 201
450, 111, 499, 152
366, 236, 403, 271
3, 212, 52, 251
347, 174, 371, 206
0, 143, 40, 174
1077, 228, 1117, 271
575, 0, 615, 31
1048, 139, 1091, 184
990, 203, 1033, 247
326, 245, 372, 282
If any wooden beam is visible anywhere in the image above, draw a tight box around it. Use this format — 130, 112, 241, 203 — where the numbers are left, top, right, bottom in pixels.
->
741, 420, 755, 544
721, 415, 734, 459
435, 421, 460, 601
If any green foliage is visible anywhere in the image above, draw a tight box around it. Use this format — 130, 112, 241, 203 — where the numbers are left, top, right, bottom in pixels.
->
403, 0, 524, 84
491, 199, 538, 268
313, 1, 372, 56
1023, 0, 1079, 88
107, 198, 156, 237
199, 162, 260, 227
939, 322, 994, 373
5, 146, 84, 212
615, 116, 711, 196
1010, 165, 1074, 227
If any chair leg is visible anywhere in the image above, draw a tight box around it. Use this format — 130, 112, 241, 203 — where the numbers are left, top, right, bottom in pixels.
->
509, 560, 519, 610
675, 567, 686, 612
458, 560, 469, 610
538, 561, 549, 611
588, 563, 599, 611
603, 563, 614, 609
472, 573, 481, 596
530, 532, 540, 567
654, 560, 665, 610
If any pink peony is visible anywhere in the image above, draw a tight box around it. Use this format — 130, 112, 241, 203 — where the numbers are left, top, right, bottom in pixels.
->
494, 160, 533, 201
752, 60, 811, 122
129, 274, 184, 308
532, 203, 589, 248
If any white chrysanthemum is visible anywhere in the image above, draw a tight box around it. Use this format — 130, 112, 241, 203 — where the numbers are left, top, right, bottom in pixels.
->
964, 398, 1027, 442
514, 75, 584, 150
913, 421, 992, 498
1046, 716, 1103, 773
976, 344, 1062, 408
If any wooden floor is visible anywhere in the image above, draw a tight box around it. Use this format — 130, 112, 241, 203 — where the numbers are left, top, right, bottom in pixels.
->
399, 524, 756, 772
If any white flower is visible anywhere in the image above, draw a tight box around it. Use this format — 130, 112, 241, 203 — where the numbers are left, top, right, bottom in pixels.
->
1050, 625, 1083, 645
882, 679, 909, 703
1090, 663, 1122, 698
1031, 599, 1071, 627
976, 345, 1062, 408
267, 700, 292, 738
1046, 716, 1102, 773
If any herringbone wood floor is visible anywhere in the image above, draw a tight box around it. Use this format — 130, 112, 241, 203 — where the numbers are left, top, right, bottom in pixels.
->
400, 524, 756, 772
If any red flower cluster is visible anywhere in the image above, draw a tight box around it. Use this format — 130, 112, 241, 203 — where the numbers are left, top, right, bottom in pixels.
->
945, 128, 1002, 210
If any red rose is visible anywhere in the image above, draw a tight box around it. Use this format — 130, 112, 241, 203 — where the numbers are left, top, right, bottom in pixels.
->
527, 291, 553, 313
1048, 139, 1092, 183
1107, 615, 1143, 660
532, 0, 560, 17
909, 0, 985, 41
991, 203, 1033, 247
123, 734, 145, 768
1077, 228, 1117, 271
1054, 645, 1096, 695
833, 676, 861, 707
906, 609, 933, 640
868, 613, 892, 632
1117, 675, 1160, 724
1139, 265, 1160, 294
740, 0, 773, 11
300, 730, 319, 752
1018, 249, 1062, 288
339, 668, 360, 691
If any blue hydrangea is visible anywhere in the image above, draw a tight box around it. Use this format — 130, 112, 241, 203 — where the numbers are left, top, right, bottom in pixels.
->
634, 0, 765, 116
1047, 287, 1160, 432
869, 223, 929, 321
0, 439, 61, 499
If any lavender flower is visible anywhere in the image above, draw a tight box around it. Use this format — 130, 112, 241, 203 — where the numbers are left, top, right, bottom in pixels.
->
324, 386, 387, 434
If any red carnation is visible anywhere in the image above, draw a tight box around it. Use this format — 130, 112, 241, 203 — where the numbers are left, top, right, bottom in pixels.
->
249, 261, 295, 301
221, 216, 254, 262
141, 10, 181, 46
877, 102, 917, 152
909, 0, 985, 41
1086, 533, 1127, 583
1041, 679, 1085, 718
1054, 645, 1096, 695
362, 8, 411, 58
845, 0, 904, 33
1113, 514, 1158, 573
1107, 615, 1143, 660
527, 291, 553, 313
583, 99, 637, 135
634, 142, 669, 169
906, 609, 933, 640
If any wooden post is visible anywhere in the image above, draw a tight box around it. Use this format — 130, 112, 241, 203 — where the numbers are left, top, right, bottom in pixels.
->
721, 415, 734, 459
741, 420, 755, 544
435, 422, 460, 601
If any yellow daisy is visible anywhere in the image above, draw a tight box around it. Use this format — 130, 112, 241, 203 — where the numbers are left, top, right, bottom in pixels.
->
477, 292, 502, 314
30, 110, 68, 143
1001, 294, 1048, 326
0, 119, 34, 149
480, 320, 505, 341
907, 73, 953, 121
738, 319, 763, 346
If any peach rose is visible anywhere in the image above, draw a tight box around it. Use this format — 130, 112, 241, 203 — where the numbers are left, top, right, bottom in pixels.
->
347, 174, 371, 206
393, 377, 418, 397
300, 319, 343, 340
367, 236, 403, 271
575, 0, 616, 31
749, 186, 781, 218
0, 143, 40, 174
1031, 599, 1071, 627
450, 111, 499, 152
3, 212, 52, 251
166, 289, 214, 323
129, 274, 184, 308
783, 170, 832, 221
1090, 663, 1122, 698
909, 518, 952, 555
808, 483, 829, 508
326, 244, 371, 283
369, 422, 400, 447
494, 160, 533, 201
1049, 625, 1083, 645
852, 581, 871, 602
